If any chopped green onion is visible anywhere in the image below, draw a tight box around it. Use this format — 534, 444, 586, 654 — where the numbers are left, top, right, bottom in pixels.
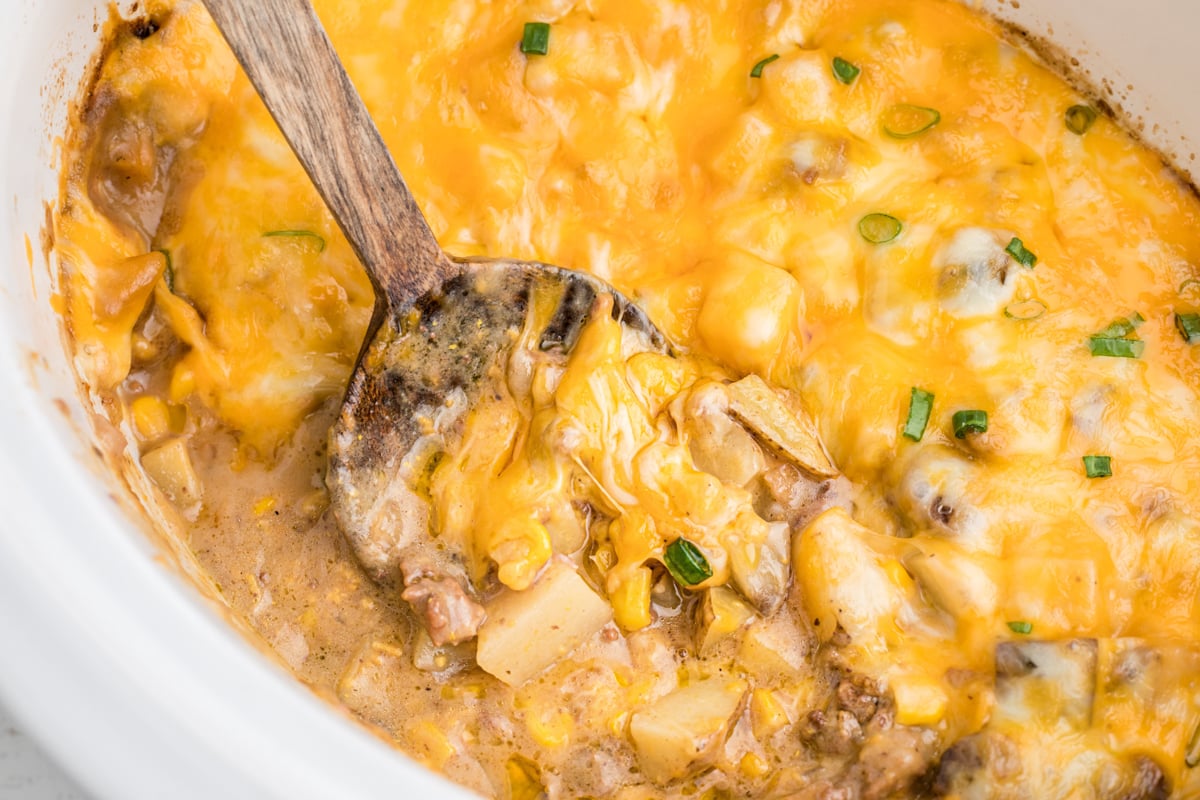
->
664, 538, 713, 587
154, 248, 174, 292
881, 104, 941, 139
520, 21, 551, 55
831, 56, 860, 84
1007, 620, 1033, 635
903, 387, 934, 442
1004, 299, 1047, 321
1187, 719, 1200, 769
1005, 237, 1038, 268
858, 213, 902, 244
952, 409, 988, 439
1088, 336, 1145, 359
1094, 312, 1145, 339
1179, 278, 1200, 295
750, 53, 780, 78
1065, 104, 1097, 135
263, 229, 326, 252
1083, 455, 1112, 478
1176, 312, 1200, 344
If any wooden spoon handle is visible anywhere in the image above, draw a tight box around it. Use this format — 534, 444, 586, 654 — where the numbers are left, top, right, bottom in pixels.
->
201, 0, 452, 307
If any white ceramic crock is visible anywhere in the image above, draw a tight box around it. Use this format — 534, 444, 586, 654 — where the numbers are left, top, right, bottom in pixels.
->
0, 1, 1195, 798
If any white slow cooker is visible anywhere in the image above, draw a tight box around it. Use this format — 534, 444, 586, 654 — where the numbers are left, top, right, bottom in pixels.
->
0, 1, 1196, 797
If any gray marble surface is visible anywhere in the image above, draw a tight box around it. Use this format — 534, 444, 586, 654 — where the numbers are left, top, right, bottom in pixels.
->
0, 705, 88, 800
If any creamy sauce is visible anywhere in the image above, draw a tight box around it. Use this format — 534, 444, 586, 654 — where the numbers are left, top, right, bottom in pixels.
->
55, 0, 1200, 797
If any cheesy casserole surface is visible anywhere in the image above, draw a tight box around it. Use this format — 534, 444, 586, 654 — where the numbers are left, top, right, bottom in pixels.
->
57, 0, 1200, 797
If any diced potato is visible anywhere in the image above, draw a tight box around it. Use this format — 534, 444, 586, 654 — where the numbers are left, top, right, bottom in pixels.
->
726, 374, 835, 478
993, 639, 1097, 729
903, 546, 997, 619
476, 557, 613, 686
695, 585, 756, 653
695, 253, 798, 375
737, 614, 808, 676
750, 688, 790, 739
629, 677, 749, 783
727, 517, 791, 615
793, 508, 900, 648
891, 673, 949, 726
1004, 558, 1100, 634
684, 382, 766, 487
141, 437, 202, 505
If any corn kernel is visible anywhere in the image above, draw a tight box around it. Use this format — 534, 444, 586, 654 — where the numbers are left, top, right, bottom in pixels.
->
131, 395, 172, 442
610, 566, 653, 631
169, 364, 197, 401
750, 688, 789, 739
526, 709, 574, 748
739, 752, 771, 778
489, 516, 552, 591
252, 495, 277, 516
406, 720, 455, 769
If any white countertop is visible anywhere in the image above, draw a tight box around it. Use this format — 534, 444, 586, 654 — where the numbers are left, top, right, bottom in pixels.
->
0, 704, 88, 800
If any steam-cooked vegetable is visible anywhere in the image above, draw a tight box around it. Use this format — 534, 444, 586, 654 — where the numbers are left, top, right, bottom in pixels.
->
141, 438, 202, 506
476, 558, 613, 686
628, 677, 749, 782
726, 375, 836, 478
695, 585, 756, 652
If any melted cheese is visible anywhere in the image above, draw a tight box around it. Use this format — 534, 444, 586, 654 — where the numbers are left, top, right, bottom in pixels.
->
57, 0, 1200, 796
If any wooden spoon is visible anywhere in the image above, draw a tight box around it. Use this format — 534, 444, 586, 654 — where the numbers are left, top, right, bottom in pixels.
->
201, 0, 667, 589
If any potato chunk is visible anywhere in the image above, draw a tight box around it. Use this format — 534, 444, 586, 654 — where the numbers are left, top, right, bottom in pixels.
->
726, 374, 835, 478
476, 558, 613, 686
141, 438, 202, 506
629, 677, 749, 783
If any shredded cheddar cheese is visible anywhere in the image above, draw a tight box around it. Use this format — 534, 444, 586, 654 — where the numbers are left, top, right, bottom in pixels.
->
56, 0, 1200, 797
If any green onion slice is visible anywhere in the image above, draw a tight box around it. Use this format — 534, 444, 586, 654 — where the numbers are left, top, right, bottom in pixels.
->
858, 213, 902, 244
263, 229, 326, 252
1004, 299, 1047, 321
1005, 237, 1038, 268
520, 21, 551, 55
664, 538, 713, 587
1187, 719, 1200, 769
881, 104, 941, 139
154, 248, 174, 292
1088, 336, 1145, 359
1065, 104, 1097, 135
831, 56, 860, 84
1007, 620, 1033, 635
952, 409, 988, 439
1094, 312, 1145, 339
1176, 312, 1200, 344
903, 387, 934, 442
1083, 455, 1112, 479
750, 53, 780, 78
1179, 278, 1200, 295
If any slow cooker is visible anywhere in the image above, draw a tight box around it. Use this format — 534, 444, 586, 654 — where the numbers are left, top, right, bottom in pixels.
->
0, 0, 1195, 797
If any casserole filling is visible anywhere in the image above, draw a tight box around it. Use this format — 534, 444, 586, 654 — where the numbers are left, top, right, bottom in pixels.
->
56, 0, 1200, 797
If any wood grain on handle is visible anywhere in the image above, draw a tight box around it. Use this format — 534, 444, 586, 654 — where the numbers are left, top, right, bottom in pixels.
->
201, 0, 453, 308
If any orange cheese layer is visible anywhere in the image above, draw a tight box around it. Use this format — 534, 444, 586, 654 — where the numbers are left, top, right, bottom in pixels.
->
56, 0, 1200, 792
